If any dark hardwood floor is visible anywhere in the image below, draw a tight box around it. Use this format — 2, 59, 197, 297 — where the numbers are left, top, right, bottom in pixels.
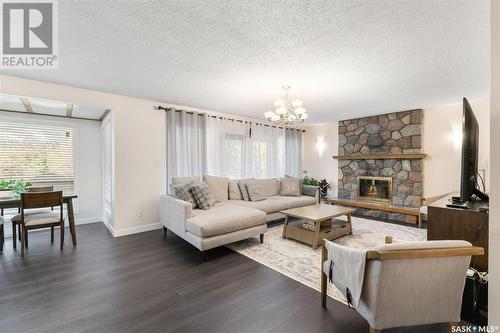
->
0, 223, 450, 333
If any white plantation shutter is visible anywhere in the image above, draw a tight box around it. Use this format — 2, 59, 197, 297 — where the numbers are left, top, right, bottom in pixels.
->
102, 116, 113, 225
0, 121, 75, 191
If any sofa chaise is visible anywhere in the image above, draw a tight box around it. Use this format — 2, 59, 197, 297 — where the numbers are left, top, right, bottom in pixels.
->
160, 176, 319, 255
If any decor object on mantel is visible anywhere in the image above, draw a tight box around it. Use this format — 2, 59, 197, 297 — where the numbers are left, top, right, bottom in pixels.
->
264, 85, 308, 125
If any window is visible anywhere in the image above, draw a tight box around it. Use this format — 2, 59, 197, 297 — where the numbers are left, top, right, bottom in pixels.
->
224, 134, 245, 179
0, 121, 75, 191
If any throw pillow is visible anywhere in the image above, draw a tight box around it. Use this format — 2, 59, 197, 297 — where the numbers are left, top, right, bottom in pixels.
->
302, 184, 318, 197
228, 181, 242, 200
236, 179, 255, 201
246, 183, 267, 202
203, 175, 229, 202
190, 182, 215, 210
238, 182, 250, 201
173, 181, 198, 208
279, 177, 302, 196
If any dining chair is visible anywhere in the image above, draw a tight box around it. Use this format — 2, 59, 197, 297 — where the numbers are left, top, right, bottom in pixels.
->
11, 186, 54, 249
20, 191, 64, 257
0, 215, 4, 252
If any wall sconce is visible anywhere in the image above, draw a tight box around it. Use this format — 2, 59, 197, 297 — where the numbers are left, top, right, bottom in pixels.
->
451, 124, 462, 151
316, 136, 326, 156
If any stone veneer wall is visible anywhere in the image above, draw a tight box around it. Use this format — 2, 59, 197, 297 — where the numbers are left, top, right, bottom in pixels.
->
337, 109, 423, 223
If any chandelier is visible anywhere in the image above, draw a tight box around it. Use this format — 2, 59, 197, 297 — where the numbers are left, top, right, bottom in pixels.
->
264, 85, 307, 125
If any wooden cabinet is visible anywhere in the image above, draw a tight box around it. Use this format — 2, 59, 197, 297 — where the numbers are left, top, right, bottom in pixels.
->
427, 194, 488, 271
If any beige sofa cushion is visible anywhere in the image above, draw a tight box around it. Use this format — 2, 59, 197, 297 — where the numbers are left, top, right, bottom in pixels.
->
279, 177, 302, 196
268, 195, 317, 209
252, 178, 280, 196
228, 181, 242, 200
229, 199, 289, 214
172, 176, 202, 186
203, 175, 229, 202
186, 205, 266, 237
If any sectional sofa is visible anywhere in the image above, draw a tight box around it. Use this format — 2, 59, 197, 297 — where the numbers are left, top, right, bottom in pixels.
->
160, 176, 319, 254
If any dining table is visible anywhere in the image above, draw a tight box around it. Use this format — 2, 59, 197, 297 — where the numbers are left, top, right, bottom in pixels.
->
0, 194, 78, 246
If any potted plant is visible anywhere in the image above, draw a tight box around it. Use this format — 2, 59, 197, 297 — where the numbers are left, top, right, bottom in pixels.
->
318, 179, 333, 200
0, 179, 13, 199
0, 179, 31, 199
303, 176, 332, 200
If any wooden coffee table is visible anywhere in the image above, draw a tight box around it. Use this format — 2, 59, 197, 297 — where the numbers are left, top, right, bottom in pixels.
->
281, 204, 356, 249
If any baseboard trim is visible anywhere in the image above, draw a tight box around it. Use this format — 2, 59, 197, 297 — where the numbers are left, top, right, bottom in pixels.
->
76, 217, 102, 225
106, 222, 162, 238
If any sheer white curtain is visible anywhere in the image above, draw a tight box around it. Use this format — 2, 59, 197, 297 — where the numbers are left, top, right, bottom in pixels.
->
206, 117, 250, 179
285, 128, 303, 177
166, 109, 302, 186
166, 110, 207, 191
246, 124, 285, 179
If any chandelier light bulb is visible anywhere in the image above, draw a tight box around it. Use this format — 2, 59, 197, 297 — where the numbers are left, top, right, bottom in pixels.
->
274, 99, 284, 107
264, 111, 275, 120
294, 107, 306, 115
276, 106, 287, 115
265, 86, 307, 125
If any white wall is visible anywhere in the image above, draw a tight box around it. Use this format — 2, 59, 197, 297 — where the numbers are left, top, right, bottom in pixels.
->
489, 0, 499, 325
423, 100, 490, 197
0, 75, 167, 236
0, 111, 102, 225
302, 101, 490, 199
302, 123, 338, 194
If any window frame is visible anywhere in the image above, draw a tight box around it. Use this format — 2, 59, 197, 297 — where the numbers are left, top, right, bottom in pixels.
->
0, 113, 79, 194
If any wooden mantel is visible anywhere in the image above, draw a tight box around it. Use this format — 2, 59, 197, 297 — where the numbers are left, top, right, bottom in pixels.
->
332, 153, 427, 160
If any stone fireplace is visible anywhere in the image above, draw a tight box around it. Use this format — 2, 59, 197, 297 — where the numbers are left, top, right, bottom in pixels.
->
336, 109, 424, 223
358, 176, 392, 203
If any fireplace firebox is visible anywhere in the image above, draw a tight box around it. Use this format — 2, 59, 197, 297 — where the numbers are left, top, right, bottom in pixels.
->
357, 176, 392, 203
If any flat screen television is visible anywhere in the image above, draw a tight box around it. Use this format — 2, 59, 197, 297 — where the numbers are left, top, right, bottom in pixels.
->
455, 98, 488, 204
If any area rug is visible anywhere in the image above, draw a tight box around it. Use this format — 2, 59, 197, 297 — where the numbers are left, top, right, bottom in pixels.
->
226, 216, 426, 304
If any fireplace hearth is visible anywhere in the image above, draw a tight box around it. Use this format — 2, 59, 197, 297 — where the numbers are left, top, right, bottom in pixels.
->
358, 176, 392, 203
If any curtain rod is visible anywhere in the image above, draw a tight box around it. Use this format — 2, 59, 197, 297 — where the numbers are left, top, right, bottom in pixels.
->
156, 106, 305, 132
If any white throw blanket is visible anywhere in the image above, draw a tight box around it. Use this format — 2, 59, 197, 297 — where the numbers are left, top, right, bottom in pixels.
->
325, 241, 367, 308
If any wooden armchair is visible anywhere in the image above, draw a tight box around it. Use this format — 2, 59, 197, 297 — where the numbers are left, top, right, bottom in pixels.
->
321, 238, 484, 332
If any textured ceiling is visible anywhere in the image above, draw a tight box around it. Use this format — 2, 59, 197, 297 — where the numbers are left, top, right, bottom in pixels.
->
3, 0, 490, 123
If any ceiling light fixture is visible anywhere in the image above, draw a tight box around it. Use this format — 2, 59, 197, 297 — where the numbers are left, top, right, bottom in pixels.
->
264, 85, 307, 125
